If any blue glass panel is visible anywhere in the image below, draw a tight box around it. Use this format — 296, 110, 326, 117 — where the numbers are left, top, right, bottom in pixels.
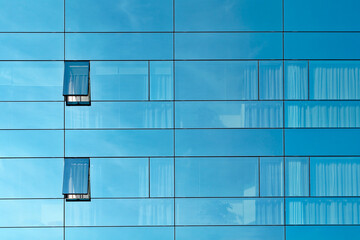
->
176, 198, 284, 225
285, 157, 309, 197
286, 198, 360, 224
63, 158, 89, 195
309, 61, 360, 100
0, 228, 63, 240
0, 0, 63, 32
91, 61, 148, 100
285, 129, 360, 156
66, 227, 173, 240
285, 61, 308, 100
259, 61, 283, 100
0, 62, 63, 101
63, 61, 89, 96
66, 130, 173, 157
66, 33, 172, 60
150, 61, 173, 100
285, 0, 360, 31
285, 33, 360, 59
175, 129, 283, 156
175, 0, 281, 31
91, 158, 148, 197
66, 102, 173, 129
0, 199, 63, 227
66, 0, 172, 32
0, 130, 63, 157
0, 102, 63, 129
0, 158, 63, 198
176, 226, 284, 240
175, 33, 282, 60
260, 157, 284, 197
175, 61, 258, 100
175, 101, 283, 128
310, 157, 360, 196
0, 33, 63, 60
285, 101, 360, 128
66, 199, 174, 226
150, 158, 174, 197
286, 226, 360, 240
175, 157, 258, 197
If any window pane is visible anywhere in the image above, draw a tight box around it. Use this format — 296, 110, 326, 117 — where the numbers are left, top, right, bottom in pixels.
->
175, 61, 258, 100
0, 62, 63, 101
0, 33, 63, 60
175, 129, 283, 156
91, 61, 148, 100
63, 158, 89, 195
286, 198, 360, 224
310, 157, 360, 196
92, 158, 148, 198
259, 61, 283, 100
175, 157, 258, 197
66, 199, 174, 226
285, 157, 309, 197
150, 61, 173, 100
285, 61, 308, 100
175, 101, 283, 128
310, 61, 360, 100
176, 198, 284, 225
0, 158, 63, 198
0, 102, 63, 129
285, 101, 360, 128
176, 226, 284, 240
150, 158, 174, 197
65, 130, 173, 157
63, 61, 89, 96
66, 102, 173, 129
0, 199, 63, 227
66, 33, 172, 60
66, 0, 172, 32
175, 33, 282, 59
175, 0, 282, 31
0, 228, 63, 240
260, 157, 284, 197
286, 226, 360, 240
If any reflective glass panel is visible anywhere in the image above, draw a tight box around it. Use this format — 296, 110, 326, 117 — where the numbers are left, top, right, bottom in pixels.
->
175, 61, 258, 100
0, 228, 63, 240
285, 157, 309, 197
63, 158, 89, 195
176, 198, 284, 225
150, 61, 173, 100
259, 61, 283, 100
150, 158, 174, 197
175, 101, 283, 128
63, 61, 89, 96
260, 157, 284, 197
175, 157, 258, 197
285, 61, 308, 100
286, 226, 360, 240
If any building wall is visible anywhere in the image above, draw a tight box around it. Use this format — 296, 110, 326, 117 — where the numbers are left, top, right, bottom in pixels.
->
0, 0, 360, 239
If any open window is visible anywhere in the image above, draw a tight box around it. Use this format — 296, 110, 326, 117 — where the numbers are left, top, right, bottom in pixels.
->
62, 158, 90, 201
63, 61, 91, 106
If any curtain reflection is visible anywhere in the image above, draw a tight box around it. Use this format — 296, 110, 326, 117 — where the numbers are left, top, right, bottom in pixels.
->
285, 61, 308, 99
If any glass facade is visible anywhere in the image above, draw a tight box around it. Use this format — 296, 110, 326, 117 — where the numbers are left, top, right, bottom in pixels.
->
0, 0, 359, 239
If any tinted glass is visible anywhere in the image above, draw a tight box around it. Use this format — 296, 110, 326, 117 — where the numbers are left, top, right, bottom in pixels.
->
176, 198, 284, 225
63, 61, 89, 96
0, 33, 63, 60
175, 157, 258, 197
0, 158, 63, 198
0, 62, 64, 101
0, 228, 63, 240
311, 157, 360, 196
91, 158, 149, 197
66, 102, 173, 129
0, 102, 63, 129
150, 61, 173, 100
286, 226, 360, 240
175, 129, 283, 156
150, 158, 174, 197
285, 61, 308, 100
259, 61, 283, 100
175, 61, 258, 100
175, 33, 282, 59
260, 157, 284, 197
63, 158, 89, 195
66, 199, 174, 226
175, 0, 282, 31
91, 61, 148, 100
66, 0, 172, 32
175, 101, 283, 128
65, 130, 173, 157
65, 33, 172, 60
285, 157, 309, 196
